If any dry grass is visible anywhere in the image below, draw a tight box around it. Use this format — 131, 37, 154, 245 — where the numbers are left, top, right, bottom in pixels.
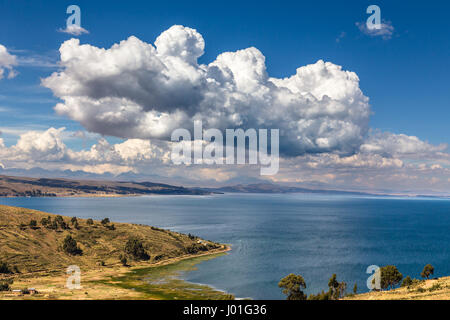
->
345, 276, 450, 300
0, 205, 231, 300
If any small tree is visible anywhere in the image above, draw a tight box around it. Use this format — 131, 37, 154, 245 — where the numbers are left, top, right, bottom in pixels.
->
40, 217, 49, 226
278, 274, 307, 300
29, 220, 37, 229
421, 264, 434, 279
62, 235, 82, 255
55, 215, 64, 225
71, 217, 78, 225
124, 238, 150, 260
101, 218, 110, 226
0, 281, 11, 291
86, 218, 94, 226
328, 274, 347, 300
0, 261, 12, 274
120, 255, 128, 266
401, 276, 413, 287
353, 283, 358, 294
380, 265, 403, 290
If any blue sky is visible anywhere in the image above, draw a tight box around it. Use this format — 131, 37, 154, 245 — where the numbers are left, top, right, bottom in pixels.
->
1, 0, 449, 145
0, 0, 449, 193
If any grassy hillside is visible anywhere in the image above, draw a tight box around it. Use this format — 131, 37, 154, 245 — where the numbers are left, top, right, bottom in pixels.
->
0, 175, 210, 197
0, 205, 225, 274
345, 277, 450, 300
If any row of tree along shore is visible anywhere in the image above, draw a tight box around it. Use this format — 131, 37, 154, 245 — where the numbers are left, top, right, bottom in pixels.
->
279, 264, 436, 300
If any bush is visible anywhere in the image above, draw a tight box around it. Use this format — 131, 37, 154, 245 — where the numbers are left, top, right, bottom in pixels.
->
106, 224, 115, 230
101, 218, 110, 225
401, 276, 413, 288
55, 215, 64, 225
124, 238, 150, 261
120, 255, 128, 266
0, 261, 13, 274
86, 218, 94, 225
29, 220, 37, 229
48, 220, 58, 230
0, 282, 11, 291
308, 290, 330, 300
186, 243, 209, 254
429, 283, 441, 292
40, 217, 49, 226
62, 235, 83, 255
71, 217, 78, 225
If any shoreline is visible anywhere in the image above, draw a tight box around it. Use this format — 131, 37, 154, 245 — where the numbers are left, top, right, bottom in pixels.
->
0, 245, 233, 300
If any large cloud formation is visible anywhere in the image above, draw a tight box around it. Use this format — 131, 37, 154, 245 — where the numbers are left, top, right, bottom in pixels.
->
42, 25, 370, 156
0, 127, 449, 193
0, 44, 17, 79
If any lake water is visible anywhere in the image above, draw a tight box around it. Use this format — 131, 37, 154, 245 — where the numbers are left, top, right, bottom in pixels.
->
2, 193, 450, 299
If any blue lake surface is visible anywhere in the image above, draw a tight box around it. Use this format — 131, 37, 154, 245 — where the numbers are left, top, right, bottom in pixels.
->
1, 193, 450, 299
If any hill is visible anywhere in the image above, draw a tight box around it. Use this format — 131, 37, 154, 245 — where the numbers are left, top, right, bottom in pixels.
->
202, 183, 373, 195
0, 205, 232, 299
0, 205, 225, 273
0, 175, 210, 197
345, 277, 450, 300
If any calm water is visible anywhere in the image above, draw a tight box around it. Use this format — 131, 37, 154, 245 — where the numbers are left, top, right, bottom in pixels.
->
2, 193, 450, 299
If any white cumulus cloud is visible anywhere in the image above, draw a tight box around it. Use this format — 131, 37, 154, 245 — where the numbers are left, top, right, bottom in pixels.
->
42, 25, 371, 157
356, 21, 394, 40
58, 25, 89, 36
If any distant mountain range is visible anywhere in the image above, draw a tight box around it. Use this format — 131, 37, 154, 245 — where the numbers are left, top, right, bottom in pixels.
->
0, 175, 210, 197
0, 170, 448, 199
197, 183, 374, 196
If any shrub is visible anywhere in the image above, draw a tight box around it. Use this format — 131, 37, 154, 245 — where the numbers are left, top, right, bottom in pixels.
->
124, 238, 150, 261
186, 243, 208, 254
101, 218, 110, 225
429, 283, 441, 292
62, 235, 83, 255
48, 220, 58, 230
308, 290, 330, 300
0, 261, 13, 274
71, 217, 78, 225
29, 220, 37, 229
401, 276, 413, 288
40, 217, 49, 226
106, 224, 115, 230
0, 282, 11, 291
86, 218, 94, 225
120, 255, 128, 266
55, 215, 64, 225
